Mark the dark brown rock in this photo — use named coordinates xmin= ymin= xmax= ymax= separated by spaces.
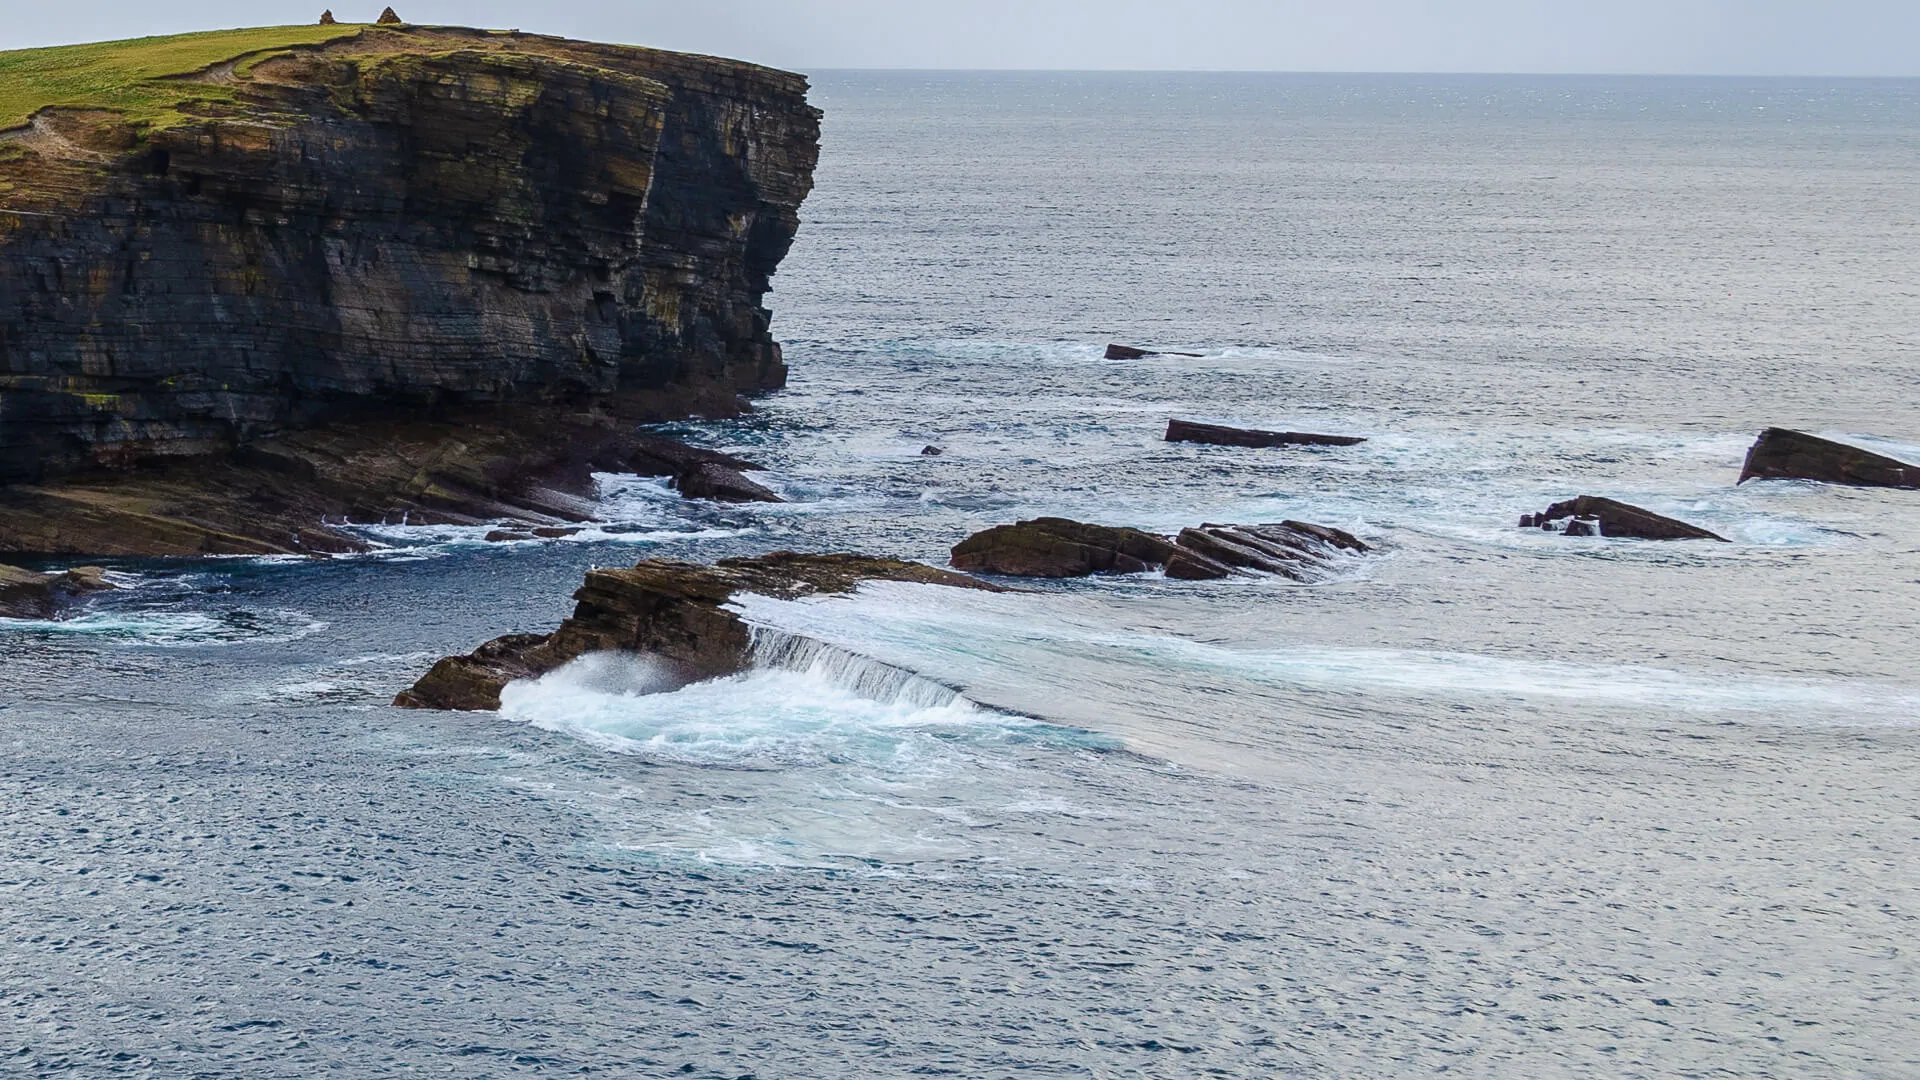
xmin=950 ymin=517 xmax=1370 ymax=582
xmin=921 ymin=445 xmax=944 ymax=456
xmin=1104 ymin=344 xmax=1201 ymax=359
xmin=377 ymin=7 xmax=402 ymax=24
xmin=0 ymin=563 xmax=115 ymax=619
xmin=674 ymin=463 xmax=783 ymax=503
xmin=396 ymin=552 xmax=1002 ymax=710
xmin=0 ymin=27 xmax=821 ymax=556
xmin=950 ymin=518 xmax=1179 ymax=577
xmin=319 ymin=10 xmax=336 ymax=24
xmin=1737 ymin=428 xmax=1920 ymax=489
xmin=1165 ymin=420 xmax=1366 ymax=449
xmin=1537 ymin=496 xmax=1728 ymax=542
xmin=484 ymin=530 xmax=534 ymax=542
xmin=530 ymin=527 xmax=581 ymax=538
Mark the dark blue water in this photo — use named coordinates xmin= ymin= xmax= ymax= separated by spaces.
xmin=4 ymin=73 xmax=1919 ymax=1077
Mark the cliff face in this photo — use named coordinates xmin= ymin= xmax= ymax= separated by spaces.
xmin=0 ymin=26 xmax=818 ymax=553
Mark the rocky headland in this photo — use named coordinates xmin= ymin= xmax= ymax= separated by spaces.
xmin=0 ymin=24 xmax=819 ymax=556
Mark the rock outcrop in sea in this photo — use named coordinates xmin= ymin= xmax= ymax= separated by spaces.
xmin=0 ymin=563 xmax=113 ymax=619
xmin=1521 ymin=496 xmax=1728 ymax=541
xmin=1165 ymin=420 xmax=1366 ymax=448
xmin=949 ymin=517 xmax=1371 ymax=581
xmin=0 ymin=25 xmax=819 ymax=556
xmin=1737 ymin=428 xmax=1920 ymax=489
xmin=396 ymin=552 xmax=1002 ymax=710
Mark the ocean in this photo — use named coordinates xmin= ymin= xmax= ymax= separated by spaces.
xmin=4 ymin=72 xmax=1918 ymax=1077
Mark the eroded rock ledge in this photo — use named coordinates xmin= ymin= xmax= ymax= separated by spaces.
xmin=949 ymin=517 xmax=1372 ymax=581
xmin=395 ymin=552 xmax=1002 ymax=711
xmin=0 ymin=26 xmax=819 ymax=555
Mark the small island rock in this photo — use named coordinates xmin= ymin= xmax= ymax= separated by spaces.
xmin=1737 ymin=428 xmax=1920 ymax=488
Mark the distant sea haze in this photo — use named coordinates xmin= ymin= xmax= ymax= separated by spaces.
xmin=4 ymin=72 xmax=1917 ymax=1077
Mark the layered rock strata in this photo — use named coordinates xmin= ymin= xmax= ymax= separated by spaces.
xmin=1521 ymin=496 xmax=1728 ymax=542
xmin=1737 ymin=428 xmax=1920 ymax=488
xmin=1165 ymin=420 xmax=1366 ymax=449
xmin=396 ymin=551 xmax=1002 ymax=711
xmin=950 ymin=517 xmax=1370 ymax=582
xmin=0 ymin=26 xmax=819 ymax=554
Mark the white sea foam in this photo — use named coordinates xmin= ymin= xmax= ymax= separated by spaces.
xmin=497 ymin=651 xmax=1007 ymax=771
xmin=0 ymin=608 xmax=328 ymax=646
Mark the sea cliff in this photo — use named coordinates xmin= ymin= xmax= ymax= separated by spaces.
xmin=0 ymin=24 xmax=818 ymax=555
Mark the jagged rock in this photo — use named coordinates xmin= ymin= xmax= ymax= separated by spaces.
xmin=674 ymin=463 xmax=783 ymax=503
xmin=1737 ymin=428 xmax=1920 ymax=489
xmin=950 ymin=518 xmax=1179 ymax=577
xmin=921 ymin=445 xmax=944 ymax=456
xmin=0 ymin=563 xmax=114 ymax=619
xmin=319 ymin=10 xmax=336 ymax=24
xmin=1534 ymin=496 xmax=1728 ymax=541
xmin=377 ymin=7 xmax=402 ymax=24
xmin=1519 ymin=514 xmax=1535 ymax=528
xmin=0 ymin=26 xmax=820 ymax=556
xmin=1104 ymin=344 xmax=1201 ymax=359
xmin=1165 ymin=420 xmax=1366 ymax=448
xmin=396 ymin=552 xmax=1002 ymax=710
xmin=950 ymin=517 xmax=1368 ymax=582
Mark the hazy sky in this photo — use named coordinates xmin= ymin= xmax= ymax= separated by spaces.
xmin=7 ymin=1 xmax=1918 ymax=75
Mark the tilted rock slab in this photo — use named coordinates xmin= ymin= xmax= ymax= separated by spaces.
xmin=950 ymin=517 xmax=1370 ymax=582
xmin=396 ymin=552 xmax=1002 ymax=711
xmin=1528 ymin=496 xmax=1728 ymax=541
xmin=0 ymin=26 xmax=819 ymax=554
xmin=1165 ymin=420 xmax=1366 ymax=448
xmin=1737 ymin=428 xmax=1920 ymax=489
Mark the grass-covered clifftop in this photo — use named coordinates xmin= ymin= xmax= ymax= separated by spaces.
xmin=0 ymin=25 xmax=374 ymax=130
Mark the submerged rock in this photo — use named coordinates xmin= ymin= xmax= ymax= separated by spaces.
xmin=0 ymin=563 xmax=114 ymax=619
xmin=921 ymin=445 xmax=944 ymax=456
xmin=1530 ymin=496 xmax=1728 ymax=541
xmin=1165 ymin=420 xmax=1366 ymax=449
xmin=1737 ymin=428 xmax=1920 ymax=488
xmin=396 ymin=552 xmax=1002 ymax=711
xmin=950 ymin=518 xmax=1369 ymax=582
xmin=0 ymin=25 xmax=820 ymax=556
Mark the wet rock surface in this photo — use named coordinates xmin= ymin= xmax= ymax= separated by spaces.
xmin=0 ymin=563 xmax=114 ymax=619
xmin=950 ymin=517 xmax=1369 ymax=582
xmin=1737 ymin=428 xmax=1920 ymax=488
xmin=1529 ymin=496 xmax=1729 ymax=541
xmin=1105 ymin=344 xmax=1201 ymax=359
xmin=0 ymin=26 xmax=820 ymax=555
xmin=396 ymin=552 xmax=1002 ymax=711
xmin=1165 ymin=419 xmax=1367 ymax=448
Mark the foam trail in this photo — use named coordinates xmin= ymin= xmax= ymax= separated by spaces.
xmin=746 ymin=626 xmax=964 ymax=710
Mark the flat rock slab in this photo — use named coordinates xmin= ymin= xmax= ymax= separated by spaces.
xmin=397 ymin=552 xmax=1001 ymax=711
xmin=1738 ymin=427 xmax=1920 ymax=488
xmin=1166 ymin=419 xmax=1366 ymax=448
xmin=1104 ymin=344 xmax=1203 ymax=359
xmin=0 ymin=563 xmax=114 ymax=619
xmin=1529 ymin=496 xmax=1728 ymax=541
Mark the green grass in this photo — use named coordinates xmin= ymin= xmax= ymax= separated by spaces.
xmin=0 ymin=24 xmax=368 ymax=131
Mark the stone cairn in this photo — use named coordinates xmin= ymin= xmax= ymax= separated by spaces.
xmin=318 ymin=9 xmax=336 ymax=24
xmin=377 ymin=6 xmax=402 ymax=23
